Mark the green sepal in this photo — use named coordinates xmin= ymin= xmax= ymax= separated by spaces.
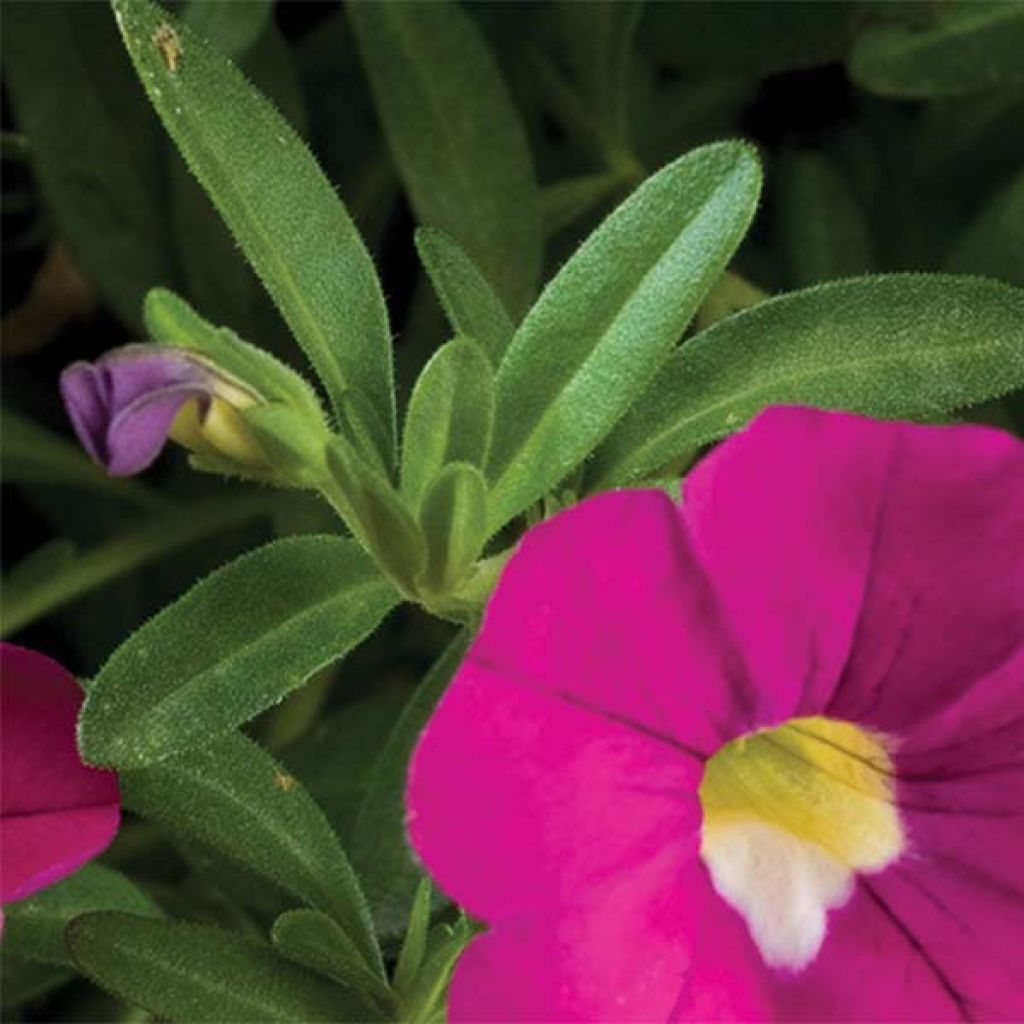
xmin=392 ymin=879 xmax=433 ymax=1002
xmin=326 ymin=437 xmax=427 ymax=596
xmin=416 ymin=463 xmax=489 ymax=604
xmin=143 ymin=287 xmax=324 ymax=421
xmin=401 ymin=336 xmax=495 ymax=510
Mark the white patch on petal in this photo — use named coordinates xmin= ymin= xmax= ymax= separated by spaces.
xmin=701 ymin=820 xmax=854 ymax=971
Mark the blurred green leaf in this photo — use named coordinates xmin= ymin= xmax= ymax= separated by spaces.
xmin=642 ymin=2 xmax=863 ymax=76
xmin=401 ymin=337 xmax=495 ymax=509
xmin=79 ymin=535 xmax=398 ymax=767
xmin=2 ymin=495 xmax=277 ymax=638
xmin=849 ymin=2 xmax=1024 ymax=98
xmin=776 ymin=149 xmax=875 ymax=287
xmin=183 ymin=0 xmax=272 ymax=61
xmin=0 ymin=954 xmax=74 ymax=1009
xmin=2 ymin=865 xmax=162 ymax=966
xmin=3 ymin=3 xmax=174 ymax=328
xmin=417 ymin=463 xmax=489 ymax=598
xmin=350 ymin=631 xmax=470 ymax=938
xmin=542 ymin=171 xmax=628 ymax=236
xmin=0 ymin=409 xmax=162 ymax=508
xmin=538 ymin=1 xmax=643 ymax=173
xmin=947 ymin=169 xmax=1024 ymax=286
xmin=486 ymin=141 xmax=761 ymax=531
xmin=112 ymin=0 xmax=395 ymax=467
xmin=68 ymin=913 xmax=362 ymax=1021
xmin=347 ymin=0 xmax=541 ymax=317
xmin=415 ymin=228 xmax=515 ymax=366
xmin=122 ymin=732 xmax=381 ymax=974
xmin=280 ymin=684 xmax=411 ymax=845
xmin=589 ymin=275 xmax=1024 ymax=487
xmin=271 ymin=909 xmax=393 ymax=1012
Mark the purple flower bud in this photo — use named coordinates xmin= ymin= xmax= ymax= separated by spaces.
xmin=59 ymin=345 xmax=262 ymax=476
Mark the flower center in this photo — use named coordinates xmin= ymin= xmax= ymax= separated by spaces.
xmin=698 ymin=716 xmax=903 ymax=970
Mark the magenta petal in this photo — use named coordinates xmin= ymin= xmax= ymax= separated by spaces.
xmin=448 ymin=855 xmax=767 ymax=1023
xmin=472 ymin=489 xmax=757 ymax=755
xmin=681 ymin=406 xmax=895 ymax=721
xmin=826 ymin=417 xmax=1023 ymax=743
xmin=407 ymin=660 xmax=701 ymax=922
xmin=60 ymin=345 xmax=215 ymax=476
xmin=1 ymin=644 xmax=119 ymax=904
xmin=765 ymin=884 xmax=964 ymax=1021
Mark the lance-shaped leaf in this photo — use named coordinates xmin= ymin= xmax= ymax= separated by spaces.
xmin=68 ymin=913 xmax=365 ymax=1022
xmin=401 ymin=336 xmax=495 ymax=508
xmin=2 ymin=865 xmax=161 ymax=966
xmin=121 ymin=731 xmax=382 ymax=975
xmin=347 ymin=0 xmax=541 ymax=317
xmin=79 ymin=535 xmax=398 ymax=767
xmin=112 ymin=0 xmax=395 ymax=466
xmin=589 ymin=275 xmax=1024 ymax=488
xmin=848 ymin=2 xmax=1024 ymax=98
xmin=272 ymin=910 xmax=394 ymax=1012
xmin=486 ymin=141 xmax=761 ymax=531
xmin=414 ymin=229 xmax=515 ymax=366
xmin=350 ymin=631 xmax=470 ymax=937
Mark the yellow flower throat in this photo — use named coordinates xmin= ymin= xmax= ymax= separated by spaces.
xmin=697 ymin=716 xmax=904 ymax=969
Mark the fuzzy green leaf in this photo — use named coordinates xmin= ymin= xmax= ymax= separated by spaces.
xmin=112 ymin=0 xmax=395 ymax=464
xmin=68 ymin=913 xmax=363 ymax=1022
xmin=122 ymin=730 xmax=382 ymax=974
xmin=417 ymin=463 xmax=489 ymax=598
xmin=347 ymin=0 xmax=541 ymax=317
xmin=350 ymin=631 xmax=470 ymax=937
xmin=401 ymin=337 xmax=495 ymax=508
xmin=79 ymin=535 xmax=398 ymax=767
xmin=848 ymin=2 xmax=1024 ymax=98
xmin=2 ymin=865 xmax=161 ymax=966
xmin=271 ymin=909 xmax=393 ymax=1011
xmin=486 ymin=141 xmax=761 ymax=530
xmin=414 ymin=228 xmax=515 ymax=366
xmin=589 ymin=275 xmax=1024 ymax=488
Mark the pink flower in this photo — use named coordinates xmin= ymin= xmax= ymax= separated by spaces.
xmin=1 ymin=644 xmax=120 ymax=914
xmin=406 ymin=407 xmax=1023 ymax=1021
